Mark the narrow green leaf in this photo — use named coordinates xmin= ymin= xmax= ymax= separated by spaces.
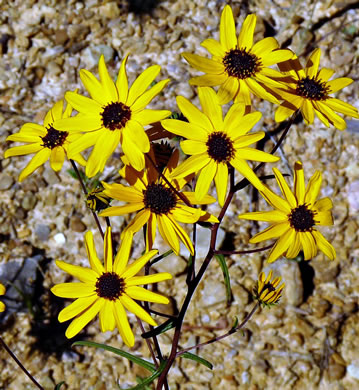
xmin=117 ymin=361 xmax=167 ymax=390
xmin=72 ymin=341 xmax=156 ymax=373
xmin=150 ymin=249 xmax=173 ymax=266
xmin=181 ymin=352 xmax=213 ymax=370
xmin=215 ymin=254 xmax=232 ymax=303
xmin=141 ymin=318 xmax=176 ymax=339
xmin=55 ymin=382 xmax=65 ymax=389
xmin=231 ymin=316 xmax=239 ymax=330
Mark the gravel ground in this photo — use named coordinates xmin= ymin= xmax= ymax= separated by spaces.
xmin=0 ymin=0 xmax=359 ymax=389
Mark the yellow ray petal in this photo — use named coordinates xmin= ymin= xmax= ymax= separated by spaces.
xmin=55 ymin=260 xmax=99 ymax=283
xmin=146 ymin=214 xmax=157 ymax=252
xmin=121 ymin=250 xmax=158 ymax=279
xmin=157 ymin=215 xmax=180 ymax=254
xmin=217 ymin=76 xmax=239 ymax=105
xmin=64 ymin=91 xmax=102 ymax=115
xmin=220 ymin=5 xmax=237 ymax=50
xmin=327 ymin=77 xmax=353 ymax=93
xmin=249 ymin=222 xmax=290 ymax=243
xmin=238 ymin=14 xmax=256 ymax=49
xmin=5 ymin=143 xmax=43 ymax=158
xmin=304 ymin=170 xmax=322 ymax=206
xmin=55 ymin=115 xmax=103 ymax=132
xmin=286 ymin=231 xmax=301 ymax=259
xmin=84 ymin=231 xmax=105 ymax=275
xmin=301 ymin=99 xmax=315 ymax=124
xmin=121 ymin=133 xmax=145 ymax=171
xmin=201 ymin=38 xmax=226 ymax=57
xmin=198 ymin=87 xmax=223 ymax=131
xmin=65 ymin=298 xmax=104 ymax=338
xmin=133 ymin=109 xmax=171 ymax=126
xmin=246 ymin=78 xmax=279 ymax=104
xmin=251 ymin=37 xmax=279 ymax=56
xmin=236 ymin=147 xmax=279 ymax=163
xmin=98 ymin=55 xmax=118 ymax=102
xmin=114 ymin=231 xmax=133 ymax=275
xmin=182 ymin=53 xmax=225 ymax=74
xmin=104 ymin=227 xmax=113 ymax=272
xmin=120 ymin=294 xmax=156 ymax=326
xmin=58 ymin=295 xmax=98 ymax=322
xmin=171 ymin=154 xmax=209 ymax=179
xmin=313 ymin=197 xmax=333 ymax=212
xmin=171 ymin=204 xmax=202 ymax=223
xmin=123 ymin=120 xmax=149 ymax=153
xmin=324 ymin=98 xmax=359 ymax=118
xmin=50 ymin=146 xmax=66 ymax=171
xmin=6 ymin=133 xmax=41 ymax=143
xmin=195 ymin=159 xmax=217 ymax=201
xmin=99 ymin=300 xmax=116 ymax=332
xmin=238 ymin=210 xmax=288 ymax=223
xmin=293 ymin=161 xmax=305 ymax=204
xmin=214 ymin=162 xmax=228 ymax=207
xmin=161 ymin=119 xmax=209 ymax=141
xmin=306 ymin=48 xmax=321 ymax=78
xmin=227 ymin=110 xmax=262 ymax=138
xmin=312 ymin=230 xmax=336 ymax=260
xmin=80 ymin=69 xmax=110 ymax=105
xmin=315 ymin=211 xmax=333 ymax=226
xmin=230 ymin=157 xmax=265 ymax=191
xmin=116 ymin=54 xmax=129 ymax=103
xmin=123 ymin=209 xmax=151 ymax=234
xmin=127 ymin=65 xmax=161 ymax=106
xmin=176 ymin=95 xmax=212 ymax=131
xmin=126 ymin=273 xmax=172 ymax=287
xmin=313 ymin=101 xmax=347 ymax=130
xmin=180 ymin=139 xmax=208 ymax=155
xmin=300 ymin=231 xmax=317 ymax=260
xmin=67 ymin=131 xmax=100 ymax=157
xmin=260 ymin=49 xmax=293 ymax=67
xmin=131 ymin=79 xmax=169 ymax=112
xmin=317 ymin=68 xmax=335 ymax=82
xmin=51 ymin=283 xmax=96 ymax=298
xmin=19 ymin=148 xmax=52 ymax=182
xmin=113 ymin=300 xmax=134 ymax=347
xmin=267 ymin=227 xmax=295 ymax=263
xmin=167 ymin=214 xmax=194 ymax=255
xmin=260 ymin=187 xmax=291 ymax=213
xmin=223 ymin=102 xmax=245 ymax=130
xmin=273 ymin=167 xmax=297 ymax=208
xmin=126 ymin=286 xmax=170 ymax=305
xmin=233 ymin=132 xmax=265 ymax=149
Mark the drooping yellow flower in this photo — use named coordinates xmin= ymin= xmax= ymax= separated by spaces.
xmin=161 ymin=87 xmax=279 ymax=206
xmin=238 ymin=161 xmax=336 ymax=263
xmin=86 ymin=186 xmax=111 ymax=213
xmin=253 ymin=271 xmax=284 ymax=306
xmin=182 ymin=5 xmax=293 ymax=105
xmin=275 ymin=48 xmax=359 ymax=130
xmin=0 ymin=283 xmax=6 ymax=312
xmin=54 ymin=55 xmax=170 ymax=177
xmin=4 ymin=97 xmax=86 ymax=182
xmin=99 ymin=148 xmax=218 ymax=255
xmin=51 ymin=227 xmax=172 ymax=346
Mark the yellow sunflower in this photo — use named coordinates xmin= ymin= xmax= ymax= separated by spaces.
xmin=0 ymin=283 xmax=6 ymax=312
xmin=275 ymin=48 xmax=359 ymax=130
xmin=253 ymin=271 xmax=284 ymax=307
xmin=54 ymin=55 xmax=170 ymax=177
xmin=4 ymin=97 xmax=86 ymax=182
xmin=238 ymin=161 xmax=336 ymax=263
xmin=99 ymin=148 xmax=218 ymax=255
xmin=51 ymin=227 xmax=172 ymax=346
xmin=161 ymin=87 xmax=279 ymax=206
xmin=182 ymin=5 xmax=293 ymax=105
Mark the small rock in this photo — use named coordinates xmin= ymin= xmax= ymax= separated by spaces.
xmin=81 ymin=45 xmax=115 ymax=69
xmin=347 ymin=364 xmax=359 ymax=380
xmin=0 ymin=174 xmax=14 ymax=190
xmin=70 ymin=217 xmax=87 ymax=232
xmin=327 ymin=363 xmax=346 ymax=380
xmin=21 ymin=193 xmax=37 ymax=210
xmin=35 ymin=224 xmax=51 ymax=241
xmin=54 ymin=233 xmax=66 ymax=245
xmin=55 ymin=29 xmax=68 ymax=45
xmin=43 ymin=167 xmax=60 ymax=185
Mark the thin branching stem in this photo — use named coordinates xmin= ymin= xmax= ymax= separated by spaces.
xmin=70 ymin=159 xmax=104 ymax=239
xmin=176 ymin=303 xmax=259 ymax=356
xmin=0 ymin=336 xmax=44 ymax=390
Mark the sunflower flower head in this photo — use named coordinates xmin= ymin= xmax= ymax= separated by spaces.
xmin=4 ymin=96 xmax=86 ymax=182
xmin=253 ymin=271 xmax=284 ymax=307
xmin=86 ymin=185 xmax=112 ymax=212
xmin=182 ymin=5 xmax=293 ymax=106
xmin=238 ymin=161 xmax=336 ymax=263
xmin=99 ymin=148 xmax=218 ymax=255
xmin=0 ymin=283 xmax=6 ymax=312
xmin=51 ymin=227 xmax=172 ymax=347
xmin=54 ymin=54 xmax=171 ymax=177
xmin=161 ymin=87 xmax=279 ymax=206
xmin=275 ymin=48 xmax=359 ymax=130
